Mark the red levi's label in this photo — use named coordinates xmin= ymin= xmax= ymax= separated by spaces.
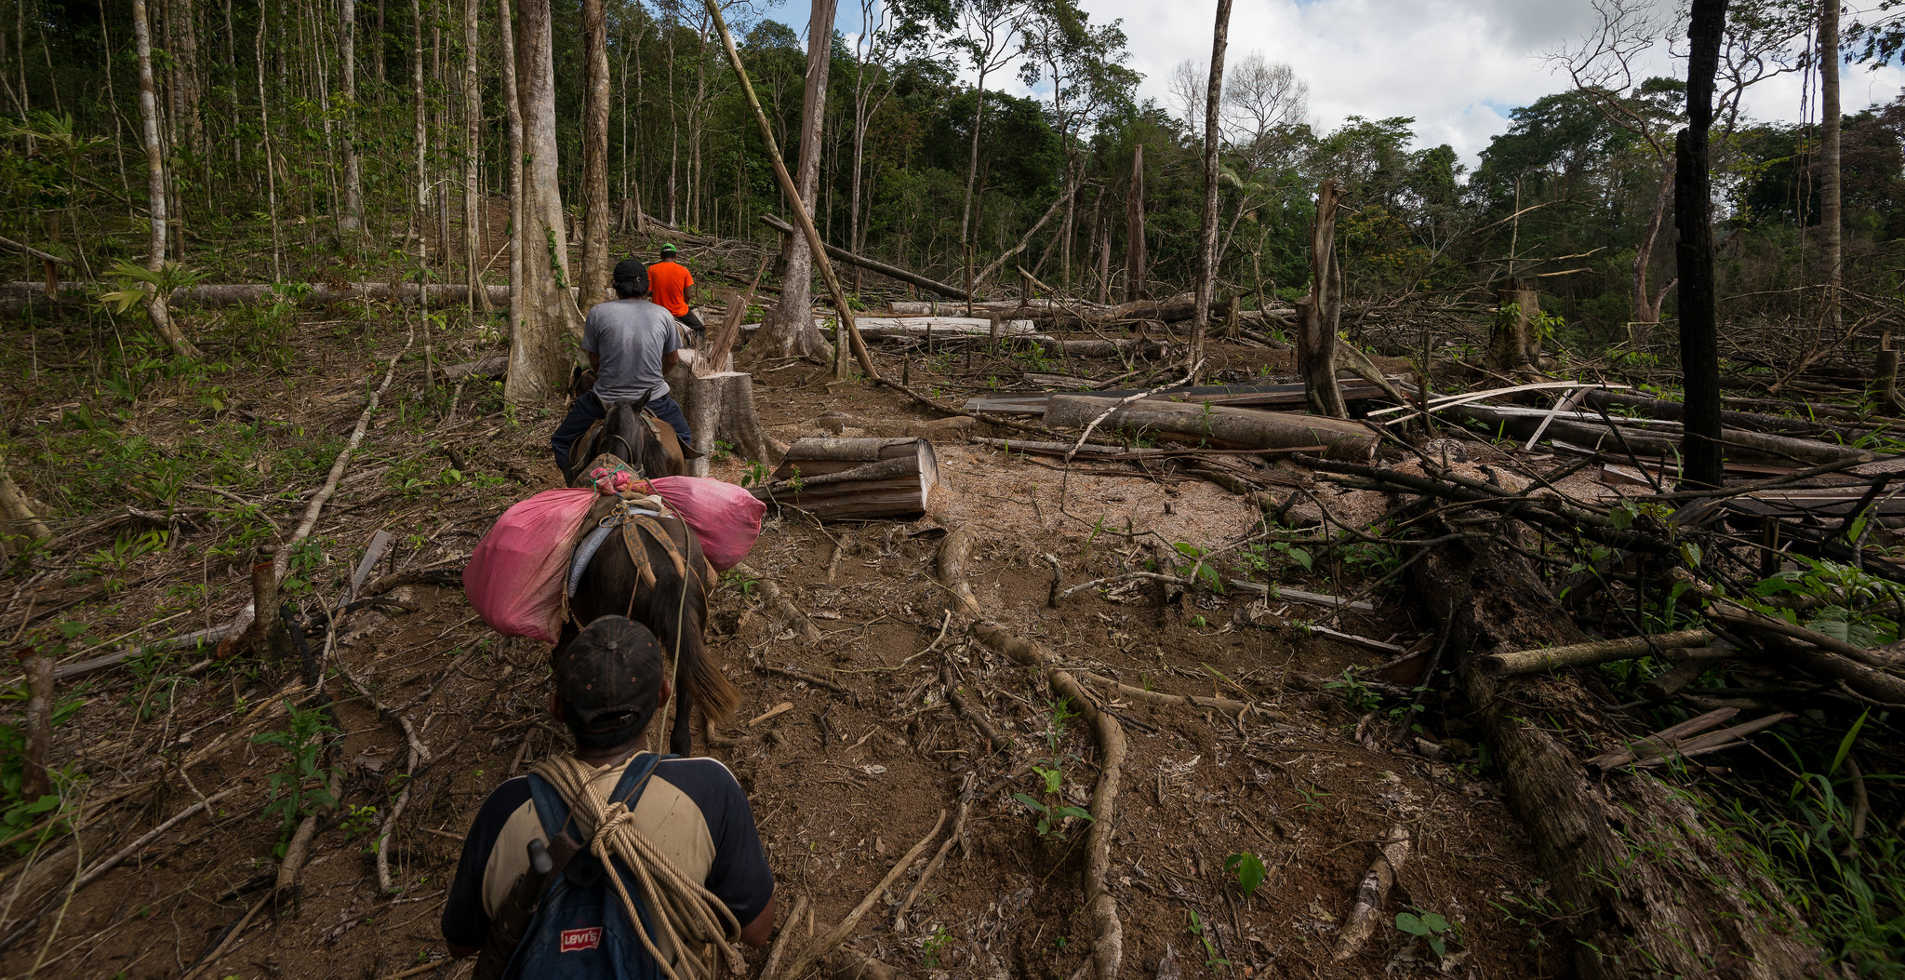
xmin=560 ymin=927 xmax=603 ymax=953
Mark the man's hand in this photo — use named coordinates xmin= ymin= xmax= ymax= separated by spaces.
xmin=739 ymin=892 xmax=779 ymax=948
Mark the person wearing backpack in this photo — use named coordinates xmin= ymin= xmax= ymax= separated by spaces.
xmin=441 ymin=615 xmax=777 ymax=977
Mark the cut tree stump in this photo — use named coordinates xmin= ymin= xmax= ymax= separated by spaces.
xmin=682 ymin=370 xmax=778 ymax=475
xmin=752 ymin=437 xmax=939 ymax=520
xmin=1412 ymin=531 xmax=1825 ymax=978
xmin=1045 ymin=395 xmax=1376 ymax=460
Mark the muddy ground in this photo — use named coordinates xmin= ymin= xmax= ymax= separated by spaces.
xmin=0 ymin=301 xmax=1564 ymax=978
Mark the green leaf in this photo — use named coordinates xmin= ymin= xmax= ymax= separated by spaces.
xmin=1011 ymin=792 xmax=1048 ymax=816
xmin=1054 ymin=805 xmax=1095 ymax=823
xmin=1396 ymin=912 xmax=1429 ymax=936
xmin=1225 ymin=852 xmax=1266 ymax=897
xmin=1829 ymin=709 xmax=1870 ymax=776
xmin=1420 ymin=912 xmax=1449 ymax=932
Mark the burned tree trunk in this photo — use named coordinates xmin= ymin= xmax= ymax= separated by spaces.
xmin=1413 ymin=532 xmax=1824 ymax=979
xmin=1675 ymin=0 xmax=1726 ymax=488
xmin=1295 ymin=180 xmax=1345 ymax=417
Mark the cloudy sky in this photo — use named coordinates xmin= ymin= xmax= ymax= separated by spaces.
xmin=807 ymin=0 xmax=1905 ymax=168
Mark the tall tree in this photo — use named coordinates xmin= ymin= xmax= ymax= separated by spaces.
xmin=131 ymin=0 xmax=199 ymax=358
xmin=762 ymin=0 xmax=837 ymax=360
xmin=955 ymin=0 xmax=1025 ymax=291
xmin=1820 ymin=0 xmax=1842 ymax=335
xmin=1124 ymin=142 xmax=1144 ymax=301
xmin=463 ymin=0 xmax=484 ymax=309
xmin=412 ymin=0 xmax=430 ymax=218
xmin=582 ymin=0 xmax=612 ymax=302
xmin=340 ymin=0 xmax=366 ymax=235
xmin=503 ymin=0 xmax=581 ymax=405
xmin=499 ymin=0 xmax=525 ymax=339
xmin=1678 ymin=0 xmax=1728 ymax=488
xmin=1192 ymin=0 xmax=1233 ymax=370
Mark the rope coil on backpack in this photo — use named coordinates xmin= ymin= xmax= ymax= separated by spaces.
xmin=530 ymin=755 xmax=744 ymax=980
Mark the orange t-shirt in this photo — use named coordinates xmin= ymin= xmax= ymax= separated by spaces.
xmin=648 ymin=260 xmax=694 ymax=316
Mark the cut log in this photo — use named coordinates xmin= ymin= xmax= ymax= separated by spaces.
xmin=760 ymin=214 xmax=968 ymax=299
xmin=965 ymin=379 xmax=1388 ymax=417
xmin=1477 ymin=629 xmax=1715 ymax=676
xmin=846 ymin=316 xmax=1038 ymax=339
xmin=0 ymin=466 xmax=52 ymax=542
xmin=1045 ymin=395 xmax=1376 ymax=461
xmin=755 ymin=438 xmax=939 ymax=520
xmin=681 ymin=370 xmax=779 ymax=475
xmin=1413 ymin=531 xmax=1825 ymax=978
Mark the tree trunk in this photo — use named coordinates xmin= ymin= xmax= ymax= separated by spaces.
xmin=412 ymin=0 xmax=429 ymax=220
xmin=0 ymin=464 xmax=52 ymax=542
xmin=1819 ymin=0 xmax=1841 ymax=338
xmin=959 ymin=65 xmax=989 ymax=295
xmin=1046 ymin=395 xmax=1375 ymax=460
xmin=762 ymin=0 xmax=837 ymax=361
xmin=581 ymin=0 xmax=611 ymax=306
xmin=1490 ymin=283 xmax=1541 ymax=375
xmin=256 ymin=3 xmax=283 ymax=280
xmin=1412 ymin=531 xmax=1826 ymax=979
xmin=1676 ymin=0 xmax=1726 ymax=489
xmin=1124 ymin=144 xmax=1145 ymax=302
xmin=1295 ymin=180 xmax=1344 ymax=417
xmin=131 ymin=0 xmax=199 ymax=359
xmin=502 ymin=0 xmax=580 ymax=405
xmin=462 ymin=0 xmax=484 ymax=311
xmin=1193 ymin=0 xmax=1233 ymax=374
xmin=339 ymin=0 xmax=366 ymax=235
xmin=498 ymin=0 xmax=524 ymax=341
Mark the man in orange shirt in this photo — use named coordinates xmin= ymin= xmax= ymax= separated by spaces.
xmin=647 ymin=243 xmax=702 ymax=342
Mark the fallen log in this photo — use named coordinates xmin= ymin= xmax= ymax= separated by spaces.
xmin=1583 ymin=389 xmax=1853 ymax=442
xmin=848 ymin=315 xmax=1038 ymax=338
xmin=442 ymin=354 xmax=508 ymax=379
xmin=1045 ymin=395 xmax=1376 ymax=461
xmin=1476 ymin=628 xmax=1714 ymax=676
xmin=753 ymin=438 xmax=939 ymax=520
xmin=2 ymin=280 xmax=512 ymax=308
xmin=1446 ymin=402 xmax=1869 ymax=466
xmin=760 ymin=214 xmax=968 ymax=299
xmin=1413 ymin=532 xmax=1825 ymax=978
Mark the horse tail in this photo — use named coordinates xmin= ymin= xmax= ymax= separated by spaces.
xmin=683 ymin=630 xmax=740 ymax=728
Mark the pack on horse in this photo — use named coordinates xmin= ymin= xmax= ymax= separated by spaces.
xmin=558 ymin=397 xmax=734 ymax=755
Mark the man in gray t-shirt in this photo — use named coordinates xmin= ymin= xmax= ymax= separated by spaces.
xmin=550 ymin=259 xmax=694 ymax=470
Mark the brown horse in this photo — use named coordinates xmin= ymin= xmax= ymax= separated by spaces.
xmin=561 ymin=395 xmax=685 ymax=488
xmin=559 ymin=397 xmax=727 ymax=755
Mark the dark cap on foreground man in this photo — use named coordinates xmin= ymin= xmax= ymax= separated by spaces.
xmin=441 ymin=615 xmax=777 ymax=974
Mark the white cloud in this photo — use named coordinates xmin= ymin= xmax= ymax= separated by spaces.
xmin=1074 ymin=0 xmax=1903 ymax=166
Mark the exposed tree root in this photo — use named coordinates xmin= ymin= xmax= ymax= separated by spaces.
xmin=1330 ymin=823 xmax=1411 ymax=962
xmin=972 ymin=621 xmax=1126 ymax=980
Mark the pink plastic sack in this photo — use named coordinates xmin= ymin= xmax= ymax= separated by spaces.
xmin=464 ymin=488 xmax=597 ymax=643
xmin=635 ymin=476 xmax=765 ymax=571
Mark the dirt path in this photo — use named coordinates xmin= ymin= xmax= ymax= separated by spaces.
xmin=0 ymin=313 xmax=1559 ymax=978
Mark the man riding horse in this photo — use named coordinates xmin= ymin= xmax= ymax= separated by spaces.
xmin=550 ymin=258 xmax=694 ymax=473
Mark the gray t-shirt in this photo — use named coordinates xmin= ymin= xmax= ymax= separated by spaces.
xmin=583 ymin=298 xmax=681 ymax=402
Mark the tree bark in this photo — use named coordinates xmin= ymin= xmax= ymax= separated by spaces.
xmin=1193 ymin=0 xmax=1233 ymax=374
xmin=1819 ymin=0 xmax=1841 ymax=338
xmin=503 ymin=0 xmax=581 ymax=405
xmin=339 ymin=0 xmax=366 ymax=235
xmin=1676 ymin=0 xmax=1727 ymax=489
xmin=462 ymin=0 xmax=484 ymax=311
xmin=581 ymin=0 xmax=612 ymax=305
xmin=1295 ymin=180 xmax=1344 ymax=417
xmin=763 ymin=0 xmax=838 ymax=362
xmin=131 ymin=0 xmax=199 ymax=359
xmin=498 ymin=0 xmax=525 ymax=342
xmin=1124 ymin=144 xmax=1145 ymax=302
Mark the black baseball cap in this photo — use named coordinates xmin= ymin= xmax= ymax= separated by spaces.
xmin=613 ymin=258 xmax=649 ymax=291
xmin=555 ymin=615 xmax=663 ymax=745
